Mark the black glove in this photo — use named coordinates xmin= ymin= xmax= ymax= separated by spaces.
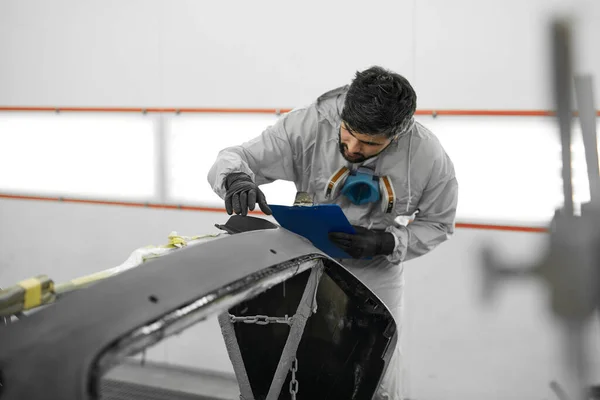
xmin=328 ymin=225 xmax=396 ymax=259
xmin=224 ymin=172 xmax=272 ymax=216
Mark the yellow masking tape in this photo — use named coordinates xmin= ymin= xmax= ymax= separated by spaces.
xmin=17 ymin=278 xmax=43 ymax=310
xmin=70 ymin=271 xmax=113 ymax=287
xmin=168 ymin=235 xmax=187 ymax=248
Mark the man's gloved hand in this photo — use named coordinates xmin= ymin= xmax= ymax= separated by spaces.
xmin=224 ymin=172 xmax=272 ymax=216
xmin=328 ymin=225 xmax=396 ymax=259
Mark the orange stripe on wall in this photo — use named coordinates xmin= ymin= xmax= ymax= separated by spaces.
xmin=455 ymin=222 xmax=548 ymax=233
xmin=0 ymin=106 xmax=293 ymax=114
xmin=0 ymin=193 xmax=234 ymax=213
xmin=415 ymin=110 xmax=558 ymax=117
xmin=0 ymin=193 xmax=549 ymax=233
xmin=0 ymin=106 xmax=598 ymax=117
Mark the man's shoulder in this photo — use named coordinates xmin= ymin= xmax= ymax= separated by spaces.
xmin=410 ymin=121 xmax=450 ymax=158
xmin=280 ymin=86 xmax=347 ymax=135
xmin=316 ymin=85 xmax=349 ymax=106
xmin=280 ymin=104 xmax=319 ymax=132
xmin=397 ymin=121 xmax=455 ymax=179
xmin=411 ymin=121 xmax=441 ymax=143
xmin=280 ymin=85 xmax=347 ymax=123
xmin=411 ymin=121 xmax=456 ymax=181
xmin=315 ymin=85 xmax=348 ymax=125
xmin=274 ymin=103 xmax=322 ymax=150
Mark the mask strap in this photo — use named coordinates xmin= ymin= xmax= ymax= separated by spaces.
xmin=372 ymin=142 xmax=395 ymax=213
xmin=380 ymin=176 xmax=396 ymax=213
xmin=325 ymin=166 xmax=350 ymax=199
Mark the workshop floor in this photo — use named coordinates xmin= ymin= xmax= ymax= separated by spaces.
xmin=100 ymin=360 xmax=239 ymax=400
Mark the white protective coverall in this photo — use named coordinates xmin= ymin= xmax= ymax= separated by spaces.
xmin=207 ymin=86 xmax=458 ymax=399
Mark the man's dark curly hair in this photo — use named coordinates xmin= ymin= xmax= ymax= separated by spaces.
xmin=341 ymin=66 xmax=417 ymax=138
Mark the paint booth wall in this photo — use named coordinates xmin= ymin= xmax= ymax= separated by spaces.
xmin=2 ymin=198 xmax=600 ymax=400
xmin=0 ymin=0 xmax=598 ymax=110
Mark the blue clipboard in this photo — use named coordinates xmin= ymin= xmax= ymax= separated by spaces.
xmin=268 ymin=204 xmax=356 ymax=259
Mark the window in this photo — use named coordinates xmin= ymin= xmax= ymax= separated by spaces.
xmin=166 ymin=113 xmax=297 ymax=207
xmin=417 ymin=115 xmax=598 ymax=224
xmin=0 ymin=112 xmax=156 ymax=200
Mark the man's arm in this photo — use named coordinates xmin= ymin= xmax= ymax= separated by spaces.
xmin=207 ymin=110 xmax=304 ymax=200
xmin=386 ymin=149 xmax=459 ymax=263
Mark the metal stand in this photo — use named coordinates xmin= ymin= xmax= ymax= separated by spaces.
xmin=481 ymin=19 xmax=600 ymax=400
xmin=219 ymin=264 xmax=324 ymax=400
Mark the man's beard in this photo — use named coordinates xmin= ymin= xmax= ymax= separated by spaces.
xmin=337 ymin=132 xmax=392 ymax=164
xmin=338 ymin=140 xmax=368 ymax=163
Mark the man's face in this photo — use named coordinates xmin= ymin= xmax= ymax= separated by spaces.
xmin=338 ymin=121 xmax=394 ymax=163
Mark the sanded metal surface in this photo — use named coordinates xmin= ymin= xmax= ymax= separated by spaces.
xmin=0 ymin=228 xmax=326 ymax=400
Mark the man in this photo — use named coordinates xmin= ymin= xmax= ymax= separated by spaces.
xmin=207 ymin=66 xmax=458 ymax=399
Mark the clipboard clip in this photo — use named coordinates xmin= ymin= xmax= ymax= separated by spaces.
xmin=293 ymin=192 xmax=314 ymax=207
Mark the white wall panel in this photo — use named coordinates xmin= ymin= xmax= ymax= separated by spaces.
xmin=2 ymin=0 xmax=597 ymax=110
xmin=0 ymin=0 xmax=161 ymax=107
xmin=413 ymin=0 xmax=599 ymax=110
xmin=160 ymin=0 xmax=415 ymax=108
